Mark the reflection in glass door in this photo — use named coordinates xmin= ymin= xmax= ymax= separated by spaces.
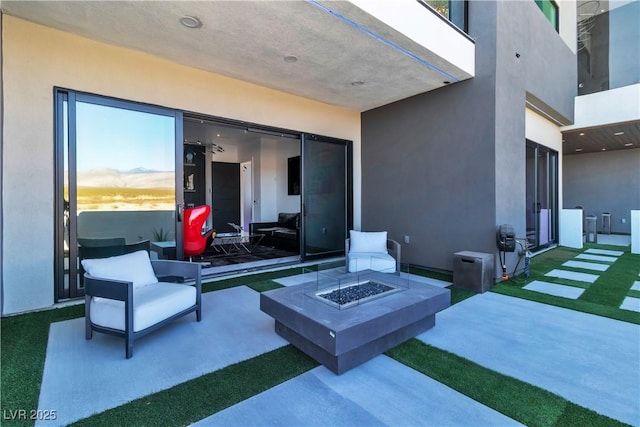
xmin=55 ymin=91 xmax=181 ymax=301
xmin=525 ymin=140 xmax=558 ymax=251
xmin=302 ymin=134 xmax=352 ymax=260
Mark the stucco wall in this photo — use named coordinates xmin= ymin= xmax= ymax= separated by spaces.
xmin=564 ymin=149 xmax=640 ymax=234
xmin=1 ymin=15 xmax=360 ymax=314
xmin=361 ymin=1 xmax=575 ymax=274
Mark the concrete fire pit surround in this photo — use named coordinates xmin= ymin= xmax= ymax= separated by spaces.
xmin=260 ymin=271 xmax=451 ymax=375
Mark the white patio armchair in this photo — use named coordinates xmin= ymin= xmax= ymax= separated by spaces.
xmin=82 ymin=250 xmax=202 ymax=358
xmin=345 ymin=230 xmax=401 ymax=273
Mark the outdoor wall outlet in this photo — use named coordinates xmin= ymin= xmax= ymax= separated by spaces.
xmin=404 ymin=235 xmax=410 ymax=244
xmin=621 ymin=218 xmax=626 ymax=224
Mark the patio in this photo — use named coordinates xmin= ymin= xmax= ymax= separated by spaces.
xmin=2 ymin=240 xmax=639 ymax=426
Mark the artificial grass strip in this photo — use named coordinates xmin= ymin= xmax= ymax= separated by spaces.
xmin=579 ymin=251 xmax=640 ymax=307
xmin=1 ymin=304 xmax=85 ymax=426
xmin=447 ymin=286 xmax=476 ymax=305
xmin=492 ymin=282 xmax=640 ymax=324
xmin=246 ymin=279 xmax=284 ymax=293
xmin=405 ymin=265 xmax=476 ymax=305
xmin=201 ymin=267 xmax=304 ymax=293
xmin=491 ymin=245 xmax=640 ymax=324
xmin=529 ymin=247 xmax=584 ymax=276
xmin=70 ymin=345 xmax=318 ymax=427
xmin=405 ymin=264 xmax=453 ymax=283
xmin=386 ymin=339 xmax=628 ymax=427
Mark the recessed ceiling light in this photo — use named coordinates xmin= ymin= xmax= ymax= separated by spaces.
xmin=601 ymin=148 xmax=606 ymax=151
xmin=180 ymin=16 xmax=202 ymax=29
xmin=614 ymin=131 xmax=625 ymax=136
xmin=284 ymin=55 xmax=298 ymax=63
xmin=351 ymin=81 xmax=365 ymax=86
xmin=625 ymin=143 xmax=633 ymax=147
xmin=575 ymin=148 xmax=583 ymax=152
xmin=579 ymin=132 xmax=585 ymax=136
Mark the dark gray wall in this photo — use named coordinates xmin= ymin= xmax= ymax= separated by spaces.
xmin=564 ymin=149 xmax=640 ymax=234
xmin=517 ymin=3 xmax=576 ymax=122
xmin=361 ymin=1 xmax=576 ymax=274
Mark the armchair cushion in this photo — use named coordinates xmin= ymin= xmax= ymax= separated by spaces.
xmin=81 ymin=250 xmax=158 ymax=290
xmin=349 ymin=230 xmax=388 ymax=254
xmin=90 ymin=282 xmax=197 ymax=332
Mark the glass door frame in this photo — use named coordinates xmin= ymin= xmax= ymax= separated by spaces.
xmin=300 ymin=133 xmax=353 ymax=261
xmin=525 ymin=139 xmax=558 ymax=252
xmin=54 ymin=88 xmax=184 ymax=302
xmin=180 ymin=111 xmax=354 ymax=263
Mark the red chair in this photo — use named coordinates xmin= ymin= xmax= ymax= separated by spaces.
xmin=183 ymin=205 xmax=214 ymax=260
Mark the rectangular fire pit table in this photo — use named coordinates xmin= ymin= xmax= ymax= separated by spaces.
xmin=260 ymin=270 xmax=450 ymax=374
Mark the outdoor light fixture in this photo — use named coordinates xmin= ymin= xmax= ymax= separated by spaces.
xmin=180 ymin=16 xmax=202 ymax=29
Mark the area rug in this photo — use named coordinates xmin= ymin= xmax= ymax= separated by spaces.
xmin=196 ymin=245 xmax=298 ymax=267
xmin=36 ymin=286 xmax=287 ymax=426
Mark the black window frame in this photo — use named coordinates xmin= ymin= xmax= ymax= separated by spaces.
xmin=535 ymin=0 xmax=559 ymax=32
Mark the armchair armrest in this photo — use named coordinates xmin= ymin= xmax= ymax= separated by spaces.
xmin=151 ymin=259 xmax=202 ymax=289
xmin=84 ymin=274 xmax=133 ymax=301
xmin=84 ymin=274 xmax=134 ymax=341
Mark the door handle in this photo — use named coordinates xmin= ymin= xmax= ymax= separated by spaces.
xmin=176 ymin=203 xmax=183 ymax=222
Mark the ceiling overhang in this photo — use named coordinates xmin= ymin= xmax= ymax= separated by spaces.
xmin=562 ymin=120 xmax=640 ymax=155
xmin=1 ymin=0 xmax=475 ymax=112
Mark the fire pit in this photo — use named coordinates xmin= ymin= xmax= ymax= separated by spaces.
xmin=260 ymin=269 xmax=450 ymax=374
xmin=312 ymin=280 xmax=402 ymax=308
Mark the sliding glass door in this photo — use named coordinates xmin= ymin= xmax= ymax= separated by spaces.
xmin=525 ymin=140 xmax=558 ymax=251
xmin=55 ymin=90 xmax=182 ymax=301
xmin=302 ymin=134 xmax=352 ymax=260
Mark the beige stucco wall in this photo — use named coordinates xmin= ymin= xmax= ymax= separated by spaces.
xmin=1 ymin=15 xmax=361 ymax=314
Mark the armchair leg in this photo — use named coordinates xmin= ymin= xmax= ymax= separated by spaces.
xmin=125 ymin=331 xmax=133 ymax=359
xmin=85 ymin=295 xmax=93 ymax=340
xmin=196 ymin=306 xmax=202 ymax=322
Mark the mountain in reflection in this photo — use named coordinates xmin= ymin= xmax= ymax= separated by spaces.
xmin=77 ymin=168 xmax=174 ymax=189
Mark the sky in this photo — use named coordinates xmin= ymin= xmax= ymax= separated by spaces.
xmin=76 ymin=101 xmax=176 ymax=172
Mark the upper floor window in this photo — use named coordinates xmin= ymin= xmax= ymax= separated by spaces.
xmin=421 ymin=0 xmax=468 ymax=33
xmin=535 ymin=0 xmax=559 ymax=32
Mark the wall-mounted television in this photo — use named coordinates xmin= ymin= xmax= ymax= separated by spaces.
xmin=288 ymin=156 xmax=300 ymax=195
